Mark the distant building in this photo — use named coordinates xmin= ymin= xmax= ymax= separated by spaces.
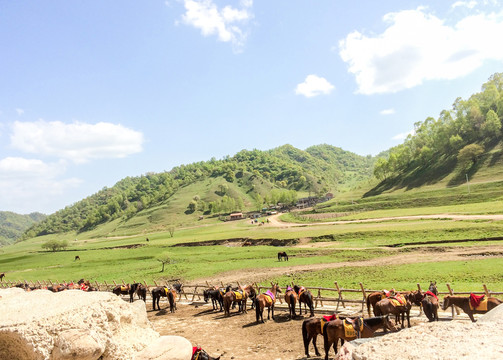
xmin=296 ymin=196 xmax=319 ymax=209
xmin=229 ymin=212 xmax=243 ymax=220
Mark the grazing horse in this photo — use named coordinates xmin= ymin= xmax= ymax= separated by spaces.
xmin=278 ymin=252 xmax=288 ymax=261
xmin=0 ymin=273 xmax=5 ymax=281
xmin=223 ymin=287 xmax=248 ymax=316
xmin=74 ymin=255 xmax=80 ymax=261
xmin=152 ymin=286 xmax=177 ymax=312
xmin=374 ymin=294 xmax=412 ymax=328
xmin=255 ymin=283 xmax=282 ymax=323
xmin=322 ymin=316 xmax=396 ymax=360
xmin=302 ymin=314 xmax=340 ymax=357
xmin=284 ymin=286 xmax=298 ymax=319
xmin=204 ymin=288 xmax=223 ymax=311
xmin=192 ymin=347 xmax=221 ymax=360
xmin=442 ymin=295 xmax=503 ymax=322
xmin=293 ymin=284 xmax=315 ymax=317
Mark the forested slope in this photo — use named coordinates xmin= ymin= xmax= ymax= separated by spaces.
xmin=0 ymin=212 xmax=46 ymax=246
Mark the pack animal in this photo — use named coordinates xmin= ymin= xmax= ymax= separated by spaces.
xmin=442 ymin=295 xmax=503 ymax=322
xmin=255 ymin=283 xmax=282 ymax=323
xmin=293 ymin=284 xmax=315 ymax=317
xmin=152 ymin=286 xmax=178 ymax=312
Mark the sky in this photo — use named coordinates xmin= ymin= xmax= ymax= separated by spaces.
xmin=1 ymin=0 xmax=503 ymax=214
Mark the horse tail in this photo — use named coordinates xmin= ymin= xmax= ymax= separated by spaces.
xmin=322 ymin=321 xmax=329 ymax=353
xmin=302 ymin=319 xmax=309 ymax=351
xmin=255 ymin=297 xmax=261 ymax=322
xmin=307 ymin=292 xmax=315 ymax=315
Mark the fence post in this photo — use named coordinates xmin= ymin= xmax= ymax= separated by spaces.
xmin=334 ymin=281 xmax=345 ymax=311
xmin=417 ymin=283 xmax=423 ymax=315
xmin=483 ymin=284 xmax=490 ymax=297
xmin=316 ymin=288 xmax=323 ymax=308
xmin=360 ymin=283 xmax=367 ymax=317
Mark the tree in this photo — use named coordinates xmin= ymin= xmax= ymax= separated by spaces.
xmin=457 ymin=144 xmax=484 ymax=168
xmin=157 ymin=254 xmax=174 ymax=272
xmin=41 ymin=239 xmax=69 ymax=252
xmin=482 ymin=109 xmax=501 ymax=139
xmin=168 ymin=226 xmax=175 ymax=237
xmin=187 ymin=200 xmax=197 ymax=212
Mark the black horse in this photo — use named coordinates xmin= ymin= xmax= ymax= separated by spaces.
xmin=192 ymin=347 xmax=221 ymax=360
xmin=294 ymin=284 xmax=315 ymax=316
xmin=152 ymin=286 xmax=178 ymax=312
xmin=204 ymin=288 xmax=224 ymax=311
xmin=112 ymin=283 xmax=141 ymax=303
xmin=278 ymin=251 xmax=289 ymax=261
xmin=136 ymin=283 xmax=147 ymax=302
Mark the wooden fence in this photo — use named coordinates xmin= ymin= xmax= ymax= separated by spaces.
xmin=2 ymin=279 xmax=501 ymax=319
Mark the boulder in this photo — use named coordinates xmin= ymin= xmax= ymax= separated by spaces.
xmin=135 ymin=335 xmax=193 ymax=360
xmin=0 ymin=288 xmax=159 ymax=360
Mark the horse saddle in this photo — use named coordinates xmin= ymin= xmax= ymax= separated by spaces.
xmin=343 ymin=318 xmax=363 ymax=338
xmin=233 ymin=290 xmax=244 ymax=300
xmin=469 ymin=294 xmax=488 ymax=311
xmin=390 ymin=294 xmax=406 ymax=306
xmin=298 ymin=287 xmax=306 ymax=297
xmin=120 ymin=285 xmax=128 ymax=292
xmin=320 ymin=314 xmax=339 ymax=334
xmin=263 ymin=294 xmax=273 ymax=306
xmin=219 ymin=289 xmax=226 ymax=296
xmin=164 ymin=287 xmax=170 ymax=296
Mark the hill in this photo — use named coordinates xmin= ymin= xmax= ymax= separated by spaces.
xmin=0 ymin=212 xmax=46 ymax=246
xmin=21 ymin=144 xmax=375 ymax=239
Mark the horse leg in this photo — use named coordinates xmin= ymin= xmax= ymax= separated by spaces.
xmin=313 ymin=335 xmax=321 ymax=357
xmin=467 ymin=310 xmax=476 ymax=323
xmin=267 ymin=306 xmax=271 ymax=320
xmin=401 ymin=312 xmax=405 ymax=329
xmin=271 ymin=305 xmax=275 ymax=320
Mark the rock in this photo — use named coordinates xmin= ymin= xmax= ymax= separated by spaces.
xmin=0 ymin=289 xmax=159 ymax=360
xmin=135 ymin=336 xmax=192 ymax=360
xmin=51 ymin=329 xmax=105 ymax=360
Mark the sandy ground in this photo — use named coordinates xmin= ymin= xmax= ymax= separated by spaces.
xmin=146 ymin=298 xmax=477 ymax=360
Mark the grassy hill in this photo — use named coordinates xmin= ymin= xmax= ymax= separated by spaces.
xmin=0 ymin=212 xmax=46 ymax=246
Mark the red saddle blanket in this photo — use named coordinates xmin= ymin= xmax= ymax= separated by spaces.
xmin=470 ymin=293 xmax=485 ymax=309
xmin=425 ymin=291 xmax=438 ymax=300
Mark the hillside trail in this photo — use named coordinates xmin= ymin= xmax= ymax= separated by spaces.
xmin=267 ymin=212 xmax=503 ymax=227
xmin=198 ymin=244 xmax=503 ymax=285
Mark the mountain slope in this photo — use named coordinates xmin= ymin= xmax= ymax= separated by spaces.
xmin=0 ymin=212 xmax=46 ymax=246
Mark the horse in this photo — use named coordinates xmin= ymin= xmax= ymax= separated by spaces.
xmin=204 ymin=288 xmax=223 ymax=311
xmin=223 ymin=287 xmax=248 ymax=316
xmin=293 ymin=284 xmax=315 ymax=317
xmin=428 ymin=281 xmax=438 ymax=295
xmin=255 ymin=283 xmax=282 ymax=323
xmin=192 ymin=347 xmax=221 ymax=360
xmin=442 ymin=295 xmax=503 ymax=322
xmin=374 ymin=294 xmax=412 ymax=328
xmin=422 ymin=292 xmax=439 ymax=322
xmin=366 ymin=291 xmax=385 ymax=317
xmin=74 ymin=255 xmax=80 ymax=261
xmin=278 ymin=251 xmax=288 ymax=261
xmin=241 ymin=284 xmax=257 ymax=310
xmin=112 ymin=283 xmax=141 ymax=303
xmin=136 ymin=283 xmax=147 ymax=302
xmin=322 ymin=316 xmax=396 ymax=360
xmin=302 ymin=314 xmax=340 ymax=357
xmin=152 ymin=286 xmax=177 ymax=312
xmin=284 ymin=286 xmax=298 ymax=319
xmin=0 ymin=273 xmax=5 ymax=281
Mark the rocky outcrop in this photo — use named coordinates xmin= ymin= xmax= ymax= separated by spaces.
xmin=0 ymin=288 xmax=159 ymax=360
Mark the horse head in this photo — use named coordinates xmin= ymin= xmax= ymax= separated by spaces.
xmin=383 ymin=315 xmax=397 ymax=332
xmin=441 ymin=295 xmax=451 ymax=310
xmin=203 ymin=289 xmax=210 ymax=303
xmin=428 ymin=281 xmax=438 ymax=295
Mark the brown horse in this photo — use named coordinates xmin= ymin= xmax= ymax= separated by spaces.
xmin=241 ymin=284 xmax=257 ymax=310
xmin=278 ymin=252 xmax=288 ymax=261
xmin=0 ymin=273 xmax=5 ymax=281
xmin=112 ymin=283 xmax=142 ymax=303
xmin=192 ymin=347 xmax=221 ymax=360
xmin=223 ymin=288 xmax=248 ymax=316
xmin=152 ymin=286 xmax=177 ymax=312
xmin=366 ymin=291 xmax=385 ymax=317
xmin=302 ymin=314 xmax=340 ymax=357
xmin=442 ymin=295 xmax=503 ymax=322
xmin=284 ymin=286 xmax=298 ymax=319
xmin=322 ymin=316 xmax=396 ymax=360
xmin=255 ymin=283 xmax=282 ymax=323
xmin=374 ymin=294 xmax=412 ymax=328
xmin=422 ymin=292 xmax=439 ymax=322
xmin=293 ymin=284 xmax=315 ymax=316
xmin=136 ymin=283 xmax=147 ymax=302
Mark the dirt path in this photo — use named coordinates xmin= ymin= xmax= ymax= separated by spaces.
xmin=267 ymin=213 xmax=503 ymax=228
xmin=197 ymin=244 xmax=503 ymax=285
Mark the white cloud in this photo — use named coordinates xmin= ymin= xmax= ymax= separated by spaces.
xmin=180 ymin=0 xmax=253 ymax=50
xmin=452 ymin=1 xmax=478 ymax=9
xmin=0 ymin=157 xmax=81 ymax=214
xmin=10 ymin=120 xmax=144 ymax=164
xmin=15 ymin=108 xmax=24 ymax=115
xmin=392 ymin=129 xmax=414 ymax=140
xmin=295 ymin=75 xmax=335 ymax=98
xmin=339 ymin=8 xmax=503 ymax=94
xmin=380 ymin=108 xmax=396 ymax=115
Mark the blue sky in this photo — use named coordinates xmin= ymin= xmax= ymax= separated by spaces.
xmin=1 ymin=0 xmax=503 ymax=214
